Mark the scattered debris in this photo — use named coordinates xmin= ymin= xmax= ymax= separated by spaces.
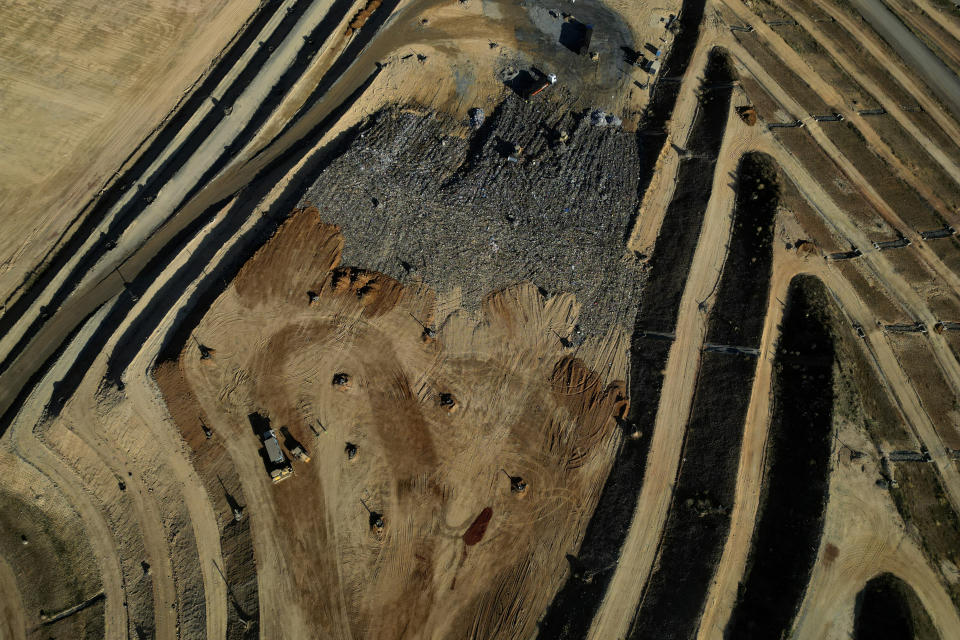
xmin=736 ymin=105 xmax=757 ymax=126
xmin=468 ymin=107 xmax=485 ymax=129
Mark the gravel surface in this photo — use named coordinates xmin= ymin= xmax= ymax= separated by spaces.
xmin=301 ymin=94 xmax=647 ymax=338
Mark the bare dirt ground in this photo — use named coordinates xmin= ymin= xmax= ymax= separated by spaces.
xmin=0 ymin=0 xmax=258 ymax=303
xmin=166 ymin=207 xmax=630 ymax=639
xmin=3 ymin=0 xmax=960 ymax=638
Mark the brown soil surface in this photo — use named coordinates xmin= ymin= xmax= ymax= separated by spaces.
xmin=162 ymin=206 xmax=630 ymax=639
xmin=0 ymin=0 xmax=258 ymax=302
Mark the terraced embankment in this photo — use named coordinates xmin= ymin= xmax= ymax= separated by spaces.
xmin=537 ymin=46 xmax=748 ymax=640
xmin=726 ymin=275 xmax=836 ymax=639
xmin=629 ymin=152 xmax=779 ymax=640
xmin=534 ymin=8 xmax=719 ymax=636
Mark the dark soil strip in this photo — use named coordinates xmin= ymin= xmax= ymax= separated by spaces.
xmin=853 ymin=573 xmax=938 ymax=640
xmin=174 ymin=0 xmax=363 ymax=211
xmin=629 ymin=352 xmax=758 ymax=640
xmin=533 ymin=4 xmax=716 ymax=633
xmin=0 ymin=0 xmax=319 ymax=377
xmin=725 ymin=275 xmax=835 ymax=639
xmin=629 ymin=154 xmax=779 ymax=640
xmin=636 ymin=49 xmax=737 ymax=335
xmin=706 ymin=153 xmax=779 ymax=348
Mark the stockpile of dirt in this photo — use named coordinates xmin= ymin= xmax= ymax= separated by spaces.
xmin=300 ymin=95 xmax=645 ymax=340
xmin=726 ymin=275 xmax=836 ymax=639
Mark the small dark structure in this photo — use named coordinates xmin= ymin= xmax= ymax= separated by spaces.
xmin=873 ymin=237 xmax=911 ymax=250
xmin=502 ymin=469 xmax=527 ymax=494
xmin=812 ymin=113 xmax=844 ymax=122
xmin=920 ymin=226 xmax=955 ymax=240
xmin=332 ymin=372 xmax=351 ymax=387
xmin=884 ymin=322 xmax=927 ymax=334
xmin=560 ymin=18 xmax=593 ymax=55
xmin=888 ymin=450 xmax=930 ymax=462
xmin=828 ymin=248 xmax=862 ymax=261
xmin=439 ymin=392 xmax=457 ymax=410
xmin=345 ymin=442 xmax=358 ymax=460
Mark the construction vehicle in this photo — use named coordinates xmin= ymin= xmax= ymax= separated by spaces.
xmin=290 ymin=444 xmax=311 ymax=463
xmin=262 ymin=430 xmax=294 ymax=484
xmin=528 ymin=73 xmax=557 ymax=98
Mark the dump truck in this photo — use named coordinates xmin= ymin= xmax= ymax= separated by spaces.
xmin=262 ymin=430 xmax=294 ymax=483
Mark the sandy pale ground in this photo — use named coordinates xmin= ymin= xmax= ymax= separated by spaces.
xmin=1 ymin=0 xmax=960 ymax=637
xmin=0 ymin=0 xmax=259 ymax=303
xmin=0 ymin=553 xmax=26 ymax=640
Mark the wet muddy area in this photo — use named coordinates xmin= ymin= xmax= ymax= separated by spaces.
xmin=726 ymin=275 xmax=835 ymax=639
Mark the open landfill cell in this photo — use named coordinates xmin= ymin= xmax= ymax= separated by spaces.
xmin=3 ymin=0 xmax=960 ymax=638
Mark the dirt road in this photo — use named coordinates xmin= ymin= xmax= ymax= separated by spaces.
xmin=846 ymin=0 xmax=960 ymax=122
xmin=587 ymin=93 xmax=755 ymax=640
xmin=696 ymin=242 xmax=808 ymax=639
xmin=790 ymin=404 xmax=960 ymax=639
xmin=756 ymin=131 xmax=960 ymax=518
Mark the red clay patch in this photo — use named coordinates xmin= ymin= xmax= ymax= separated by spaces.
xmin=463 ymin=507 xmax=493 ymax=546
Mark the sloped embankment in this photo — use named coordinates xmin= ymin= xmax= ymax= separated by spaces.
xmin=535 ymin=42 xmax=737 ymax=640
xmin=726 ymin=275 xmax=836 ymax=639
xmin=853 ymin=573 xmax=939 ymax=640
xmin=629 ymin=152 xmax=779 ymax=640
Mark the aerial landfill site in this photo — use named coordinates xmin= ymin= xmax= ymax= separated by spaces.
xmin=7 ymin=0 xmax=960 ymax=639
